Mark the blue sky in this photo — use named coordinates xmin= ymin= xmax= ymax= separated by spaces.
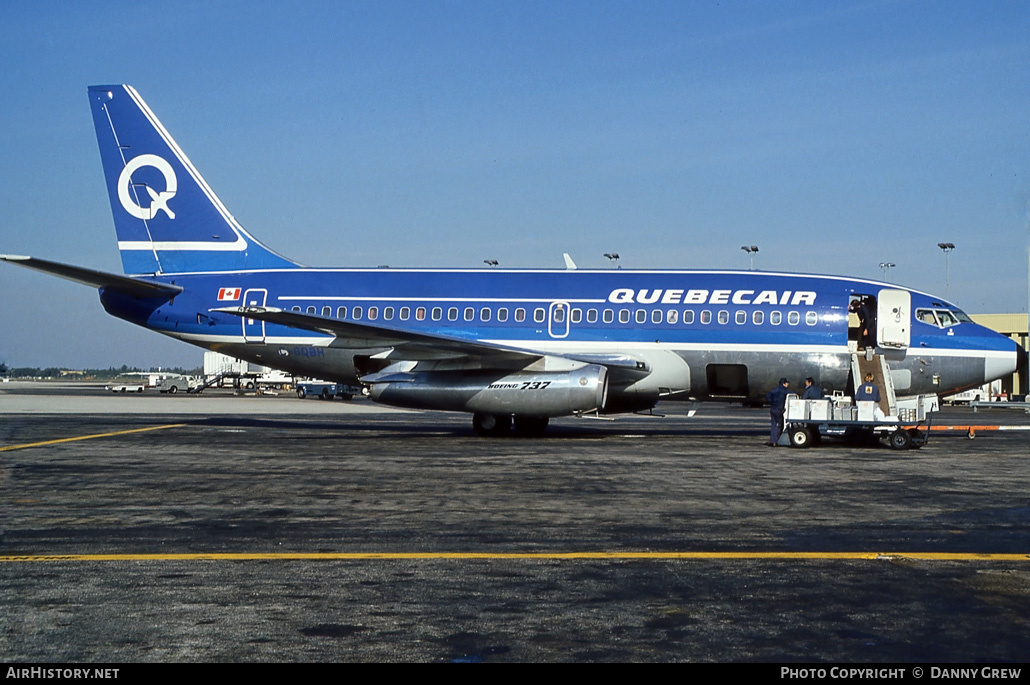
xmin=1 ymin=0 xmax=1029 ymax=368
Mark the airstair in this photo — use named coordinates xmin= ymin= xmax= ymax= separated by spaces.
xmin=851 ymin=352 xmax=896 ymax=418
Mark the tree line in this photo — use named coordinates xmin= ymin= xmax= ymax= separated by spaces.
xmin=1 ymin=364 xmax=203 ymax=380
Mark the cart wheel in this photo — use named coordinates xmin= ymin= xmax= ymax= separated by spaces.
xmin=889 ymin=429 xmax=912 ymax=450
xmin=789 ymin=426 xmax=812 ymax=448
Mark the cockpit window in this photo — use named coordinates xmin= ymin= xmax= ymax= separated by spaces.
xmin=916 ymin=309 xmax=939 ymax=326
xmin=916 ymin=308 xmax=967 ymax=328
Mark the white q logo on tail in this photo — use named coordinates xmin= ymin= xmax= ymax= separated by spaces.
xmin=118 ymin=154 xmax=177 ymax=220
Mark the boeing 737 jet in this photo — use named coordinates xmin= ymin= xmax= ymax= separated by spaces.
xmin=2 ymin=85 xmax=1022 ymax=435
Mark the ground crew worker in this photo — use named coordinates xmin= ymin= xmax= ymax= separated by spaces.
xmin=856 ymin=372 xmax=886 ymax=420
xmin=801 ymin=377 xmax=822 ymax=400
xmin=856 ymin=372 xmax=881 ymax=403
xmin=765 ymin=377 xmax=790 ymax=447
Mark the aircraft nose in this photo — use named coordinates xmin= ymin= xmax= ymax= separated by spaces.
xmin=984 ymin=338 xmax=1023 ymax=384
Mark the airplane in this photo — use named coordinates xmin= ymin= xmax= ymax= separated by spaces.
xmin=1 ymin=85 xmax=1023 ymax=436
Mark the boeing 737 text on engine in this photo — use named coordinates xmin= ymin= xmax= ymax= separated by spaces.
xmin=1 ymin=85 xmax=1021 ymax=435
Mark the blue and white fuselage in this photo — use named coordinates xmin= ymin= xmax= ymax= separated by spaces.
xmin=102 ymin=266 xmax=1016 ymax=406
xmin=2 ymin=85 xmax=1021 ymax=435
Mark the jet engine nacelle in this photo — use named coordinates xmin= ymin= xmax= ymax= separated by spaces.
xmin=367 ymin=364 xmax=609 ymax=417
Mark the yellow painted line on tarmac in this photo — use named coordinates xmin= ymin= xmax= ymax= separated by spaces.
xmin=0 ymin=552 xmax=1027 ymax=563
xmin=0 ymin=423 xmax=187 ymax=452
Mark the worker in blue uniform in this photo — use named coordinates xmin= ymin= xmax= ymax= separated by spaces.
xmin=856 ymin=373 xmax=881 ymax=403
xmin=765 ymin=377 xmax=790 ymax=447
xmin=801 ymin=377 xmax=823 ymax=400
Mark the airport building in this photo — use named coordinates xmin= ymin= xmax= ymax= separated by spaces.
xmin=972 ymin=313 xmax=1029 ymax=399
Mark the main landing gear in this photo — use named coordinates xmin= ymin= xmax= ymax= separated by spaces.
xmin=472 ymin=413 xmax=550 ymax=437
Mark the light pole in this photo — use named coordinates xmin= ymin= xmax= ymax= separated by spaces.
xmin=879 ymin=262 xmax=895 ymax=281
xmin=937 ymin=242 xmax=955 ymax=300
xmin=603 ymin=253 xmax=620 ymax=269
xmin=741 ymin=245 xmax=759 ymax=271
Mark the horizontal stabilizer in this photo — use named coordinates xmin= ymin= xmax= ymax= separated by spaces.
xmin=1 ymin=255 xmax=183 ymax=298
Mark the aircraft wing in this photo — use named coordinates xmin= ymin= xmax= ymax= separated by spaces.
xmin=213 ymin=305 xmax=651 ymax=378
xmin=213 ymin=305 xmax=543 ymax=364
xmin=0 ymin=255 xmax=183 ymax=298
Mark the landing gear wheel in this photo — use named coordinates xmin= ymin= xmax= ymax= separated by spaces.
xmin=789 ymin=426 xmax=812 ymax=448
xmin=473 ymin=413 xmax=512 ymax=437
xmin=889 ymin=429 xmax=912 ymax=450
xmin=513 ymin=416 xmax=549 ymax=437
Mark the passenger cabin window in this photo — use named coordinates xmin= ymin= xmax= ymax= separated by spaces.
xmin=700 ymin=310 xmax=712 ymax=324
xmin=651 ymin=310 xmax=662 ymax=324
xmin=571 ymin=308 xmax=582 ymax=324
xmin=770 ymin=311 xmax=781 ymax=325
xmin=448 ymin=307 xmax=458 ymax=321
xmin=806 ymin=311 xmax=818 ymax=326
xmin=534 ymin=308 xmax=545 ymax=323
xmin=667 ymin=310 xmax=678 ymax=324
xmin=415 ymin=307 xmax=426 ymax=321
xmin=683 ymin=310 xmax=694 ymax=324
xmin=464 ymin=307 xmax=474 ymax=321
xmin=292 ymin=306 xmax=301 ymax=313
xmin=753 ymin=311 xmax=764 ymax=325
xmin=788 ymin=311 xmax=800 ymax=326
xmin=717 ymin=310 xmax=728 ymax=325
xmin=619 ymin=310 xmax=630 ymax=324
xmin=353 ymin=306 xmax=363 ymax=320
xmin=497 ymin=308 xmax=508 ymax=322
xmin=481 ymin=307 xmax=491 ymax=322
xmin=431 ymin=307 xmax=442 ymax=321
xmin=636 ymin=310 xmax=647 ymax=324
xmin=603 ymin=309 xmax=614 ymax=324
xmin=322 ymin=306 xmax=331 ymax=317
xmin=368 ymin=306 xmax=379 ymax=321
xmin=384 ymin=307 xmax=394 ymax=320
xmin=515 ymin=308 xmax=526 ymax=322
xmin=336 ymin=306 xmax=346 ymax=319
xmin=306 ymin=306 xmax=316 ymax=314
xmin=587 ymin=309 xmax=598 ymax=323
xmin=735 ymin=311 xmax=746 ymax=325
xmin=399 ymin=307 xmax=410 ymax=320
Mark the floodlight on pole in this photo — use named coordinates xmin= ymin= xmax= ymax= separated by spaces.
xmin=741 ymin=245 xmax=759 ymax=271
xmin=879 ymin=262 xmax=895 ymax=281
xmin=603 ymin=253 xmax=620 ymax=268
xmin=937 ymin=242 xmax=955 ymax=300
xmin=483 ymin=259 xmax=498 ymax=267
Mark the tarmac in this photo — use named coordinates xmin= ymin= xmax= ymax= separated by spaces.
xmin=1 ymin=381 xmax=1028 ymax=662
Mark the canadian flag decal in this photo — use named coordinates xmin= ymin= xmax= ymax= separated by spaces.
xmin=217 ymin=287 xmax=242 ymax=301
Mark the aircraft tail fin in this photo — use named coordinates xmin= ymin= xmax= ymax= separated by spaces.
xmin=88 ymin=85 xmax=299 ymax=275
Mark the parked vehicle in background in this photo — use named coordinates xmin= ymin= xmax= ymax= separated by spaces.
xmin=106 ymin=373 xmax=149 ymax=393
xmin=156 ymin=374 xmax=202 ymax=394
xmin=202 ymin=351 xmax=294 ymax=391
xmin=295 ymin=380 xmax=359 ymax=400
xmin=943 ymin=380 xmax=1005 ymax=405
